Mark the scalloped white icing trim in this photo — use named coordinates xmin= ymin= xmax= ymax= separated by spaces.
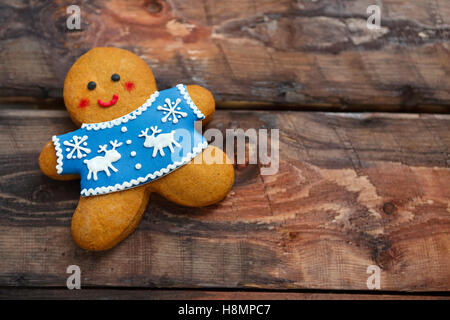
xmin=81 ymin=91 xmax=160 ymax=131
xmin=52 ymin=135 xmax=64 ymax=174
xmin=176 ymin=84 xmax=205 ymax=119
xmin=80 ymin=140 xmax=208 ymax=196
xmin=80 ymin=84 xmax=205 ymax=131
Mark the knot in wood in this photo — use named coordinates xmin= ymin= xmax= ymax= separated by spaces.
xmin=383 ymin=202 xmax=396 ymax=215
xmin=148 ymin=1 xmax=163 ymax=14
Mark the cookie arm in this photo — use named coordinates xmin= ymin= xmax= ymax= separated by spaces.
xmin=38 ymin=141 xmax=79 ymax=180
xmin=186 ymin=85 xmax=215 ymax=124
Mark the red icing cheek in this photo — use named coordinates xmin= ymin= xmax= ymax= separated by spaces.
xmin=78 ymin=98 xmax=90 ymax=108
xmin=124 ymin=81 xmax=135 ymax=92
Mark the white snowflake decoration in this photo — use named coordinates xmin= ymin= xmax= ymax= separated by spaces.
xmin=157 ymin=98 xmax=187 ymax=124
xmin=63 ymin=135 xmax=91 ymax=159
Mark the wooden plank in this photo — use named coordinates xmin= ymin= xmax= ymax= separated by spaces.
xmin=0 ymin=1 xmax=449 ymax=110
xmin=0 ymin=288 xmax=448 ymax=300
xmin=0 ymin=109 xmax=449 ymax=291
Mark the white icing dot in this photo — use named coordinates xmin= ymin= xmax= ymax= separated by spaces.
xmin=130 ymin=151 xmax=136 ymax=157
xmin=83 ymin=142 xmax=88 ymax=146
xmin=126 ymin=140 xmax=132 ymax=145
xmin=135 ymin=163 xmax=142 ymax=170
xmin=66 ymin=148 xmax=70 ymax=152
xmin=121 ymin=126 xmax=127 ymax=133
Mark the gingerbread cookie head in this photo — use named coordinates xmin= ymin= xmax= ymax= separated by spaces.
xmin=63 ymin=47 xmax=157 ymax=125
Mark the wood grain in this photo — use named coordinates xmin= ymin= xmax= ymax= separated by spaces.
xmin=0 ymin=1 xmax=449 ymax=110
xmin=0 ymin=109 xmax=449 ymax=291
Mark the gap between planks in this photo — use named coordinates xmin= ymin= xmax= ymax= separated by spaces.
xmin=0 ymin=101 xmax=449 ymax=114
xmin=0 ymin=287 xmax=449 ymax=300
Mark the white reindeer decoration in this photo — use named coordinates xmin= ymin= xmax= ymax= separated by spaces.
xmin=138 ymin=126 xmax=181 ymax=157
xmin=84 ymin=140 xmax=123 ymax=181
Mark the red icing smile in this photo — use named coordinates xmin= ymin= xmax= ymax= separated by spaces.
xmin=98 ymin=94 xmax=119 ymax=107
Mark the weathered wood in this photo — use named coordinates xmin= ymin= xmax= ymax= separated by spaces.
xmin=0 ymin=288 xmax=448 ymax=300
xmin=0 ymin=1 xmax=449 ymax=110
xmin=0 ymin=109 xmax=449 ymax=291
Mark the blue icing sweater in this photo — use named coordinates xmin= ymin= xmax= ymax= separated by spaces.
xmin=52 ymin=84 xmax=208 ymax=196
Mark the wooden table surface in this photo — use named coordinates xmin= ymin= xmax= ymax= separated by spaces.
xmin=0 ymin=0 xmax=449 ymax=300
xmin=1 ymin=0 xmax=449 ymax=112
xmin=0 ymin=109 xmax=448 ymax=299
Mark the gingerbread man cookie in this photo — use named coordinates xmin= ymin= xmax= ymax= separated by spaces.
xmin=39 ymin=47 xmax=234 ymax=251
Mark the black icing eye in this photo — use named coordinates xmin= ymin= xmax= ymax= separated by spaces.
xmin=111 ymin=73 xmax=120 ymax=82
xmin=87 ymin=81 xmax=96 ymax=90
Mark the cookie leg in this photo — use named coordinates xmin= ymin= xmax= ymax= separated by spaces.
xmin=150 ymin=146 xmax=234 ymax=207
xmin=71 ymin=185 xmax=150 ymax=251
